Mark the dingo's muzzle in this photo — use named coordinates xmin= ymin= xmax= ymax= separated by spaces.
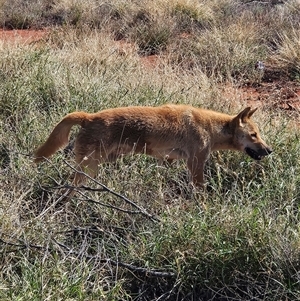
xmin=245 ymin=146 xmax=273 ymax=160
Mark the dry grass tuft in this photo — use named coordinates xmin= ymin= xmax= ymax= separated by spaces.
xmin=273 ymin=29 xmax=300 ymax=79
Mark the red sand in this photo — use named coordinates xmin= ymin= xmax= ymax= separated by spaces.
xmin=0 ymin=29 xmax=48 ymax=45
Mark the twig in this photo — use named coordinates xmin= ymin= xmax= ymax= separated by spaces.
xmin=46 ymin=182 xmax=160 ymax=222
xmin=77 ymin=189 xmax=152 ymax=215
xmin=36 ymin=158 xmax=159 ymax=221
xmin=243 ymin=0 xmax=280 ymax=5
xmin=0 ymin=237 xmax=44 ymax=252
xmin=102 ymin=258 xmax=175 ymax=278
xmin=53 ymin=238 xmax=175 ymax=278
xmin=35 ymin=186 xmax=74 ymax=220
xmin=59 ymin=160 xmax=160 ymax=222
xmin=0 ymin=237 xmax=176 ymax=278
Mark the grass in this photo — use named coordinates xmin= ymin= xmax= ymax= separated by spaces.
xmin=1 ymin=0 xmax=300 ymax=300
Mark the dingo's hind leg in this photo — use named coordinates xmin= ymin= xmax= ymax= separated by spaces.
xmin=73 ymin=151 xmax=101 ymax=186
xmin=60 ymin=151 xmax=101 ymax=200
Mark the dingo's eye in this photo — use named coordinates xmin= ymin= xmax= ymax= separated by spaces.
xmin=250 ymin=133 xmax=257 ymax=138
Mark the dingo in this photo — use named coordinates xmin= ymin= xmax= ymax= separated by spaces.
xmin=34 ymin=104 xmax=272 ymax=189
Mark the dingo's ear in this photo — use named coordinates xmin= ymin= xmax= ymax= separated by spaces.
xmin=234 ymin=107 xmax=257 ymax=126
xmin=247 ymin=107 xmax=258 ymax=118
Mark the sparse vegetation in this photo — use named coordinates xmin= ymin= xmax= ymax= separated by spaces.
xmin=1 ymin=0 xmax=300 ymax=300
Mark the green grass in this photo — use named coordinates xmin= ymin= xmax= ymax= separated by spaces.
xmin=1 ymin=1 xmax=300 ymax=300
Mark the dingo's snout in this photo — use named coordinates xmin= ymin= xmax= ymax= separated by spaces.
xmin=245 ymin=145 xmax=272 ymax=161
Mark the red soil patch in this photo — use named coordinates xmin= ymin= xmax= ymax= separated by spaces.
xmin=0 ymin=29 xmax=48 ymax=45
xmin=241 ymin=65 xmax=300 ymax=111
xmin=114 ymin=39 xmax=160 ymax=68
xmin=209 ymin=61 xmax=300 ymax=114
xmin=140 ymin=55 xmax=160 ymax=68
xmin=243 ymin=82 xmax=300 ymax=111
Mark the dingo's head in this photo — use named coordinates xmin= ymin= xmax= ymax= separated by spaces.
xmin=232 ymin=107 xmax=272 ymax=160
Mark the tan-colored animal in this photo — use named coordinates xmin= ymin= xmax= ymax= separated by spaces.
xmin=34 ymin=104 xmax=272 ymax=189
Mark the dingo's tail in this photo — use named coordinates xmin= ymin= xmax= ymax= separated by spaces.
xmin=34 ymin=112 xmax=88 ymax=163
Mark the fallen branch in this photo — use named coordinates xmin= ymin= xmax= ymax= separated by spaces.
xmin=77 ymin=188 xmax=154 ymax=215
xmin=0 ymin=236 xmax=176 ymax=278
xmin=53 ymin=238 xmax=176 ymax=278
xmin=43 ymin=160 xmax=161 ymax=222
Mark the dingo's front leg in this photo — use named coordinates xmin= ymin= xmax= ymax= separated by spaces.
xmin=187 ymin=150 xmax=209 ymax=187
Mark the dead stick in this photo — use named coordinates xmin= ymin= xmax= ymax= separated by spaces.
xmin=0 ymin=237 xmax=175 ymax=278
xmin=63 ymin=160 xmax=160 ymax=222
